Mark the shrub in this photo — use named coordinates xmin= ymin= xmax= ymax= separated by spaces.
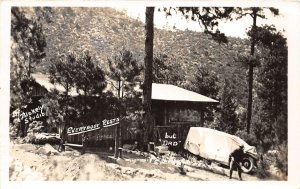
xmin=28 ymin=121 xmax=45 ymax=134
xmin=22 ymin=121 xmax=48 ymax=144
xmin=255 ymin=156 xmax=271 ymax=179
xmin=23 ymin=134 xmax=36 ymax=144
xmin=274 ymin=142 xmax=288 ymax=179
xmin=10 ymin=122 xmax=19 ymax=137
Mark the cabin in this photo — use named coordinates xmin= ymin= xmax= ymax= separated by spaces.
xmin=151 ymin=83 xmax=218 ymax=150
xmin=29 ymin=73 xmax=218 ymax=149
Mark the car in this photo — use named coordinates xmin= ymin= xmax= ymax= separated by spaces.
xmin=183 ymin=127 xmax=258 ymax=173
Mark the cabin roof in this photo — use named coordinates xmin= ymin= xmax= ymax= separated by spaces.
xmin=31 ymin=73 xmax=81 ymax=96
xmin=152 ymin=83 xmax=218 ymax=103
xmin=32 ymin=73 xmax=218 ymax=102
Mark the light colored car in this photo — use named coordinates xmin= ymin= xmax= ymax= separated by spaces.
xmin=184 ymin=127 xmax=258 ymax=173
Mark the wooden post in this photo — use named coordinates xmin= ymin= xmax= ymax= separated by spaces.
xmin=199 ymin=104 xmax=204 ymax=127
xmin=163 ymin=101 xmax=167 ymax=125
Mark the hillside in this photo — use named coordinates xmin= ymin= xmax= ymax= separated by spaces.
xmin=32 ymin=7 xmax=250 ymax=106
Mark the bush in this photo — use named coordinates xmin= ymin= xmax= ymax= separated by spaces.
xmin=255 ymin=157 xmax=271 ymax=179
xmin=28 ymin=121 xmax=45 ymax=134
xmin=20 ymin=121 xmax=44 ymax=143
xmin=10 ymin=115 xmax=21 ymax=137
xmin=274 ymin=142 xmax=288 ymax=179
xmin=10 ymin=122 xmax=19 ymax=137
xmin=254 ymin=142 xmax=287 ymax=180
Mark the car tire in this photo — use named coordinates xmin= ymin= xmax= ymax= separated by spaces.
xmin=241 ymin=156 xmax=254 ymax=173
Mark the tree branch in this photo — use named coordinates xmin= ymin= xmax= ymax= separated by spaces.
xmin=106 ymin=79 xmax=119 ymax=90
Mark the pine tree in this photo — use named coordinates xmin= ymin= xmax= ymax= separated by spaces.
xmin=216 ymin=79 xmax=239 ymax=134
xmin=10 ymin=7 xmax=47 ymax=108
xmin=233 ymin=7 xmax=279 ymax=134
xmin=153 ymin=53 xmax=186 ymax=86
xmin=255 ymin=25 xmax=287 ymax=146
xmin=108 ymin=48 xmax=142 ymax=157
xmin=191 ymin=65 xmax=219 ymax=126
xmin=48 ymin=52 xmax=77 ymax=132
xmin=73 ymin=51 xmax=106 ymax=116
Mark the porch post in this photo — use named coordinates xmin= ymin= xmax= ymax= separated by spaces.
xmin=163 ymin=101 xmax=168 ymax=125
xmin=198 ymin=104 xmax=204 ymax=127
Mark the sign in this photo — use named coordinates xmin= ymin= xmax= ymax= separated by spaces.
xmin=160 ymin=132 xmax=181 ymax=147
xmin=20 ymin=105 xmax=46 ymax=124
xmin=67 ymin=117 xmax=120 ymax=135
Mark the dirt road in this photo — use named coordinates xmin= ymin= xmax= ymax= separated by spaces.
xmin=9 ymin=142 xmax=271 ymax=181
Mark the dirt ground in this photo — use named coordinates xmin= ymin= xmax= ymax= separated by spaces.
xmin=9 ymin=141 xmax=279 ymax=181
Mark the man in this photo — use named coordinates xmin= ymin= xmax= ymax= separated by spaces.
xmin=229 ymin=144 xmax=245 ymax=180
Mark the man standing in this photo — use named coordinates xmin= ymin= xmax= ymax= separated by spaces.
xmin=229 ymin=144 xmax=245 ymax=180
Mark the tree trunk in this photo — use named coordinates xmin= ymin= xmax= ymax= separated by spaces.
xmin=114 ymin=80 xmax=121 ymax=158
xmin=28 ymin=53 xmax=31 ymax=78
xmin=114 ymin=122 xmax=120 ymax=158
xmin=143 ymin=7 xmax=155 ymax=146
xmin=83 ymin=88 xmax=87 ymax=116
xmin=246 ymin=9 xmax=257 ymax=134
xmin=246 ymin=64 xmax=254 ymax=134
xmin=65 ymin=83 xmax=70 ymax=130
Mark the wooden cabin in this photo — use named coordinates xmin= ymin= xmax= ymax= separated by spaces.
xmin=151 ymin=83 xmax=218 ymax=150
xmin=30 ymin=73 xmax=218 ymax=149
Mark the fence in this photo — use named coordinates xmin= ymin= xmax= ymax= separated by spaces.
xmin=66 ymin=121 xmax=138 ymax=147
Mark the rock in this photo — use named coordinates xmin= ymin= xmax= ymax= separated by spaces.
xmin=136 ymin=151 xmax=141 ymax=156
xmin=154 ymin=145 xmax=169 ymax=155
xmin=14 ymin=144 xmax=37 ymax=152
xmin=116 ymin=158 xmax=125 ymax=164
xmin=153 ymin=160 xmax=160 ymax=165
xmin=106 ymin=163 xmax=120 ymax=170
xmin=122 ymin=167 xmax=139 ymax=176
xmin=145 ymin=173 xmax=154 ymax=178
xmin=73 ymin=152 xmax=81 ymax=156
xmin=178 ymin=166 xmax=187 ymax=175
xmin=122 ymin=144 xmax=133 ymax=150
xmin=37 ymin=147 xmax=51 ymax=156
xmin=61 ymin=151 xmax=74 ymax=157
xmin=37 ymin=144 xmax=59 ymax=156
xmin=51 ymin=151 xmax=59 ymax=156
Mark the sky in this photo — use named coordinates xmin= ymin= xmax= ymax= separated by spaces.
xmin=124 ymin=6 xmax=289 ymax=39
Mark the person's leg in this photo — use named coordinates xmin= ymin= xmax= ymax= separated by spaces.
xmin=238 ymin=164 xmax=242 ymax=180
xmin=62 ymin=139 xmax=65 ymax=151
xmin=229 ymin=160 xmax=234 ymax=179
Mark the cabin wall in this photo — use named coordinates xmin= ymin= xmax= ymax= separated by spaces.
xmin=31 ymin=83 xmax=48 ymax=97
xmin=152 ymin=100 xmax=202 ymax=151
xmin=152 ymin=100 xmax=201 ymax=126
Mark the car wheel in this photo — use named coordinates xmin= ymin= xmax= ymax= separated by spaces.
xmin=241 ymin=156 xmax=254 ymax=173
